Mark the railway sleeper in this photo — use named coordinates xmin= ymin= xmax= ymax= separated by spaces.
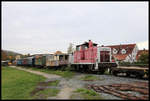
xmin=98 ymin=86 xmax=131 ymax=99
xmin=91 ymin=85 xmax=131 ymax=99
xmin=93 ymin=85 xmax=145 ymax=100
xmin=131 ymin=88 xmax=149 ymax=95
xmin=128 ymin=84 xmax=148 ymax=89
xmin=102 ymin=86 xmax=134 ymax=96
xmin=110 ymin=83 xmax=148 ymax=89
xmin=109 ymin=84 xmax=149 ymax=95
xmin=109 ymin=84 xmax=129 ymax=87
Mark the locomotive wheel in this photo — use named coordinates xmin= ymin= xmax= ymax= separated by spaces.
xmin=98 ymin=70 xmax=105 ymax=74
xmin=100 ymin=70 xmax=105 ymax=74
xmin=91 ymin=71 xmax=97 ymax=74
xmin=126 ymin=72 xmax=130 ymax=77
xmin=136 ymin=74 xmax=143 ymax=79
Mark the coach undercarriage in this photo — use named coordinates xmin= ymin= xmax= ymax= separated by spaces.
xmin=71 ymin=62 xmax=117 ymax=74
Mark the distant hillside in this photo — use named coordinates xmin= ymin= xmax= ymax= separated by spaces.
xmin=3 ymin=50 xmax=22 ymax=55
xmin=1 ymin=50 xmax=23 ymax=61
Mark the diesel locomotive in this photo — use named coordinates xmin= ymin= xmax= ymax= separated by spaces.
xmin=69 ymin=40 xmax=117 ymax=73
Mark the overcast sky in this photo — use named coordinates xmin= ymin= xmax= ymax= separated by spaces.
xmin=2 ymin=2 xmax=148 ymax=55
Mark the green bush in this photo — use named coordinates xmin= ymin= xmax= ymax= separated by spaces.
xmin=138 ymin=53 xmax=149 ymax=64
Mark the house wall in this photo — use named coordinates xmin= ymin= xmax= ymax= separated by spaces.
xmin=124 ymin=45 xmax=139 ymax=63
xmin=131 ymin=45 xmax=139 ymax=62
xmin=124 ymin=56 xmax=130 ymax=62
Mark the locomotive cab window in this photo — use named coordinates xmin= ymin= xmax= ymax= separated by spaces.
xmin=82 ymin=45 xmax=88 ymax=50
xmin=76 ymin=46 xmax=80 ymax=51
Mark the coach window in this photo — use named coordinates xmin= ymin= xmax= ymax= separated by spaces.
xmin=59 ymin=55 xmax=63 ymax=61
xmin=65 ymin=55 xmax=68 ymax=60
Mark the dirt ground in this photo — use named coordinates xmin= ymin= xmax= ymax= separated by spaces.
xmin=10 ymin=66 xmax=149 ymax=100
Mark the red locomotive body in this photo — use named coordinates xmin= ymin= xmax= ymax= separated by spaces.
xmin=74 ymin=40 xmax=97 ymax=63
xmin=71 ymin=40 xmax=117 ymax=73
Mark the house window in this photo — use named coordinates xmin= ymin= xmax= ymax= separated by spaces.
xmin=113 ymin=48 xmax=118 ymax=54
xmin=121 ymin=49 xmax=126 ymax=54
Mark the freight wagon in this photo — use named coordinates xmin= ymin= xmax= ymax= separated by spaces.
xmin=70 ymin=40 xmax=118 ymax=74
xmin=111 ymin=66 xmax=149 ymax=78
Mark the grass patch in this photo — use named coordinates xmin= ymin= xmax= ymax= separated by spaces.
xmin=2 ymin=66 xmax=46 ymax=100
xmin=71 ymin=88 xmax=103 ymax=99
xmin=75 ymin=88 xmax=98 ymax=96
xmin=80 ymin=75 xmax=101 ymax=81
xmin=19 ymin=66 xmax=75 ymax=78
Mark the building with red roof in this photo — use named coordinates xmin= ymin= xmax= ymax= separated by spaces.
xmin=106 ymin=44 xmax=138 ymax=63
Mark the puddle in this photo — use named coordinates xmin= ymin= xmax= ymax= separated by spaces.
xmin=30 ymin=80 xmax=59 ymax=96
xmin=30 ymin=87 xmax=45 ymax=96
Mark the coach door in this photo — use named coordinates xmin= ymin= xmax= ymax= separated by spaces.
xmin=100 ymin=51 xmax=110 ymax=62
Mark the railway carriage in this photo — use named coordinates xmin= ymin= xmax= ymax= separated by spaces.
xmin=16 ymin=59 xmax=23 ymax=66
xmin=22 ymin=58 xmax=28 ymax=66
xmin=46 ymin=53 xmax=69 ymax=69
xmin=16 ymin=57 xmax=35 ymax=66
xmin=26 ymin=57 xmax=35 ymax=66
xmin=34 ymin=53 xmax=69 ymax=69
xmin=34 ymin=55 xmax=46 ymax=67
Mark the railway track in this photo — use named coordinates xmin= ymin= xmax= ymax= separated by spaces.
xmin=87 ymin=81 xmax=149 ymax=100
xmin=70 ymin=69 xmax=148 ymax=80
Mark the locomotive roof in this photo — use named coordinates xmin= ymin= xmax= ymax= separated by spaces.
xmin=76 ymin=41 xmax=98 ymax=47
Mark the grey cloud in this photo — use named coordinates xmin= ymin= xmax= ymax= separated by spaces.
xmin=2 ymin=2 xmax=148 ymax=54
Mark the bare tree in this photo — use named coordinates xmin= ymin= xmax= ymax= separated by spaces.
xmin=67 ymin=43 xmax=74 ymax=54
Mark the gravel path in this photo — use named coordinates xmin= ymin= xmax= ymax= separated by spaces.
xmin=10 ymin=66 xmax=61 ymax=79
xmin=10 ymin=66 xmax=148 ymax=100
